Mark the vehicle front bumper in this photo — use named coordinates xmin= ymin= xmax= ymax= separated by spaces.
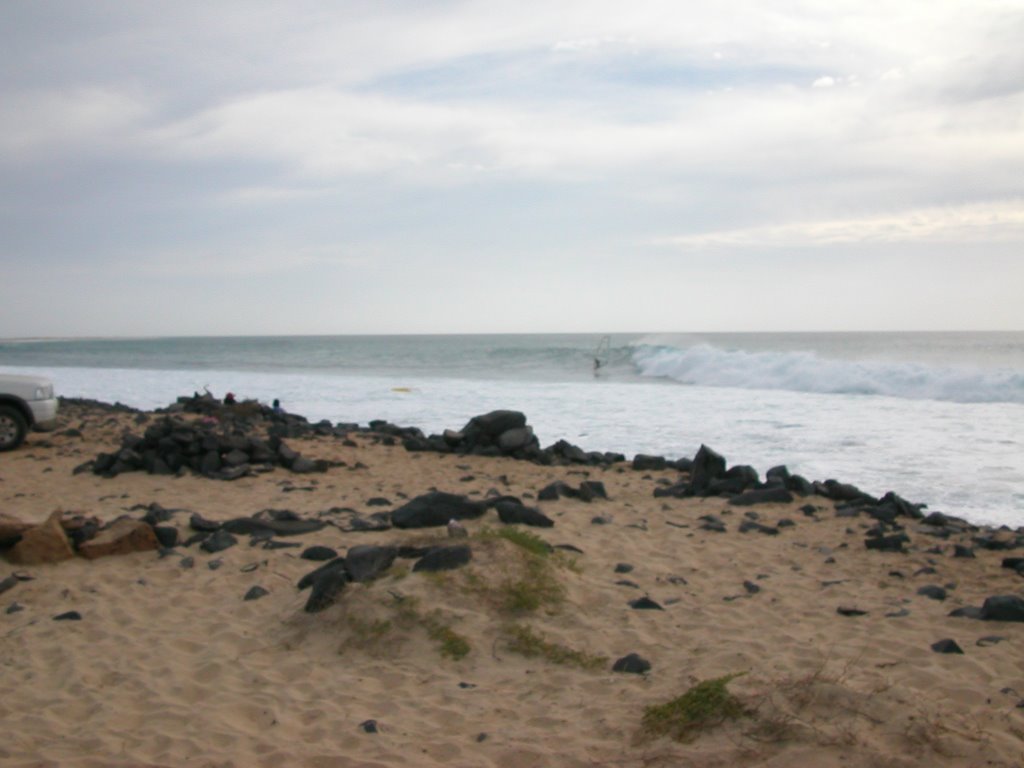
xmin=29 ymin=397 xmax=59 ymax=431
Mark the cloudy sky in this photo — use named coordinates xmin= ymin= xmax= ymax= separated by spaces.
xmin=1 ymin=1 xmax=1022 ymax=337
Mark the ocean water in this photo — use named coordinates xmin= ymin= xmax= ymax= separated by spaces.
xmin=2 ymin=332 xmax=1022 ymax=528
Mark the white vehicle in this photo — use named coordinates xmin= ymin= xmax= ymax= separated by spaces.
xmin=0 ymin=373 xmax=59 ymax=451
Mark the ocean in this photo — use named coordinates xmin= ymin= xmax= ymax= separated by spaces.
xmin=2 ymin=332 xmax=1022 ymax=528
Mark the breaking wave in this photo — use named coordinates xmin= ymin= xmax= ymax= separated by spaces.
xmin=630 ymin=343 xmax=1024 ymax=404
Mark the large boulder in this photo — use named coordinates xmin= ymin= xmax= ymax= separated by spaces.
xmin=7 ymin=511 xmax=75 ymax=565
xmin=689 ymin=444 xmax=727 ymax=494
xmin=78 ymin=518 xmax=159 ymax=559
xmin=462 ymin=410 xmax=527 ymax=441
xmin=980 ymin=595 xmax=1024 ymax=622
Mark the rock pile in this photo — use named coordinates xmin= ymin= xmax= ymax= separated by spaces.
xmin=390 ymin=491 xmax=555 ymax=530
xmin=82 ymin=414 xmax=332 ymax=480
xmin=653 ymin=445 xmax=808 ymax=501
xmin=401 ymin=410 xmax=626 ymax=466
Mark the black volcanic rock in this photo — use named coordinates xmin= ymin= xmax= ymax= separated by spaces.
xmin=578 ymin=481 xmax=608 ymax=502
xmin=632 ymin=454 xmax=667 ymax=471
xmin=931 ymin=638 xmax=964 ymax=654
xmin=412 ymin=545 xmax=472 ymax=572
xmin=463 ymin=410 xmax=527 ymax=440
xmin=689 ymin=444 xmax=726 ymax=495
xmin=917 ymin=585 xmax=948 ymax=601
xmin=297 ymin=557 xmax=348 ymax=591
xmin=865 ymin=533 xmax=910 ymax=552
xmin=612 ymin=653 xmax=651 ymax=674
xmin=729 ymin=488 xmax=795 ymax=506
xmin=392 ymin=492 xmax=488 ymax=529
xmin=304 ymin=568 xmax=348 ymax=613
xmin=538 ymin=481 xmax=576 ymax=501
xmin=980 ymin=595 xmax=1024 ymax=622
xmin=345 ymin=545 xmax=399 ymax=582
xmin=200 ymin=529 xmax=238 ymax=554
xmin=628 ymin=597 xmax=664 ymax=610
xmin=738 ymin=520 xmax=779 ymax=536
xmin=494 ymin=500 xmax=554 ymax=528
xmin=222 ymin=516 xmax=326 ymax=537
xmin=301 ymin=546 xmax=339 ymax=562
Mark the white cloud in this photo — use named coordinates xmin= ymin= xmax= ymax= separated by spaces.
xmin=653 ymin=200 xmax=1024 ymax=248
xmin=2 ymin=0 xmax=1023 ymax=334
xmin=148 ymin=69 xmax=1023 ymax=192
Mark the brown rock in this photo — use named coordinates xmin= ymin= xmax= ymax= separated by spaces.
xmin=77 ymin=518 xmax=159 ymax=560
xmin=7 ymin=511 xmax=75 ymax=565
xmin=0 ymin=513 xmax=33 ymax=547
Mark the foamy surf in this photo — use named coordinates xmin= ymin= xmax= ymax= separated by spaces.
xmin=630 ymin=342 xmax=1024 ymax=404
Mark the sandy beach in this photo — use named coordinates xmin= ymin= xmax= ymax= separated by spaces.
xmin=2 ymin=399 xmax=1023 ymax=768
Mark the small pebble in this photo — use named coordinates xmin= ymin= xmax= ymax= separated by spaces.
xmin=837 ymin=606 xmax=868 ymax=617
xmin=931 ymin=638 xmax=964 ymax=655
xmin=628 ymin=597 xmax=663 ymax=611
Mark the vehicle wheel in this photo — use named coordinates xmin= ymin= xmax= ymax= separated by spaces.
xmin=0 ymin=405 xmax=28 ymax=451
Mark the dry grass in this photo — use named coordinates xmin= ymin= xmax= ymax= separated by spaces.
xmin=502 ymin=623 xmax=607 ymax=670
xmin=641 ymin=674 xmax=748 ymax=743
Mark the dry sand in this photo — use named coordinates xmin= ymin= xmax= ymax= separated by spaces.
xmin=1 ymin=402 xmax=1023 ymax=767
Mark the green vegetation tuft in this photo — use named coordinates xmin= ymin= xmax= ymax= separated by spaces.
xmin=465 ymin=527 xmax=567 ymax=614
xmin=340 ymin=595 xmax=470 ymax=661
xmin=394 ymin=597 xmax=470 ymax=660
xmin=499 ymin=556 xmax=565 ymax=613
xmin=477 ymin=526 xmax=552 ymax=557
xmin=642 ymin=674 xmax=748 ymax=742
xmin=425 ymin=620 xmax=471 ymax=660
xmin=504 ymin=624 xmax=607 ymax=671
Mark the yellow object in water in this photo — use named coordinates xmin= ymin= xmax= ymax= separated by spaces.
xmin=391 ymin=387 xmax=412 ymax=393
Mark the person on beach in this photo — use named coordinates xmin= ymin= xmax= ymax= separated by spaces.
xmin=272 ymin=398 xmax=283 ymax=414
xmin=224 ymin=392 xmax=237 ymax=405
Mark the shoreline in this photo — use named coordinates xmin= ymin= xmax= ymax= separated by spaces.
xmin=1 ymin=397 xmax=1023 ymax=766
xmin=4 ymin=340 xmax=1023 ymax=530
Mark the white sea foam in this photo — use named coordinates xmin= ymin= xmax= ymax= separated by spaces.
xmin=630 ymin=343 xmax=1024 ymax=404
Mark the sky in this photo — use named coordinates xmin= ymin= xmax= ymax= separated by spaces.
xmin=1 ymin=0 xmax=1022 ymax=337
